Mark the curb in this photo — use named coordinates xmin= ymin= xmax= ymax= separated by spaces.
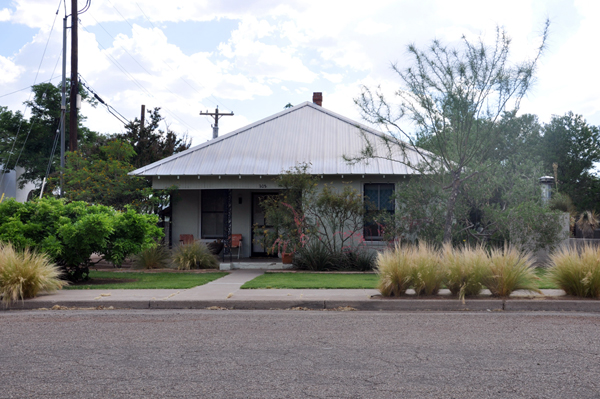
xmin=4 ymin=298 xmax=600 ymax=312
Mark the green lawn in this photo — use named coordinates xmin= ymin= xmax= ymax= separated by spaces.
xmin=64 ymin=270 xmax=228 ymax=290
xmin=535 ymin=268 xmax=557 ymax=289
xmin=241 ymin=272 xmax=379 ymax=289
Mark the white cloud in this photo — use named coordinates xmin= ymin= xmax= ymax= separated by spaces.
xmin=0 ymin=56 xmax=22 ymax=84
xmin=355 ymin=19 xmax=391 ymax=36
xmin=0 ymin=8 xmax=10 ymax=21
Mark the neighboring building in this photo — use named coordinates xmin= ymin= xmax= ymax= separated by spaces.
xmin=130 ymin=94 xmax=426 ymax=257
xmin=0 ymin=166 xmax=37 ymax=203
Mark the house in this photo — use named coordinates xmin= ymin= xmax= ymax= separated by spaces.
xmin=0 ymin=166 xmax=37 ymax=203
xmin=130 ymin=93 xmax=425 ymax=259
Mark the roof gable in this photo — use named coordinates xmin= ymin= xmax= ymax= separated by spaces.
xmin=130 ymin=101 xmax=422 ymax=176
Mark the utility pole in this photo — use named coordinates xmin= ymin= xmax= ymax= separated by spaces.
xmin=69 ymin=0 xmax=78 ymax=151
xmin=60 ymin=14 xmax=68 ymax=196
xmin=140 ymin=104 xmax=145 ymax=129
xmin=200 ymin=106 xmax=233 ymax=139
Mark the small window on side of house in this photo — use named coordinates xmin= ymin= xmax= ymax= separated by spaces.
xmin=364 ymin=183 xmax=394 ymax=240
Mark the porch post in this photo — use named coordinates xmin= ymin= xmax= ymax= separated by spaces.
xmin=222 ymin=189 xmax=233 ymax=262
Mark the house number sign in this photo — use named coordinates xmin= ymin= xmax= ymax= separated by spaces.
xmin=259 ymin=184 xmax=267 ymax=188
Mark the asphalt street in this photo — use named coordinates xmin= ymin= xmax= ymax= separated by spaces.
xmin=1 ymin=309 xmax=599 ymax=398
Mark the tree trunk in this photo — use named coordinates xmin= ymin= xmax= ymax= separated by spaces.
xmin=443 ymin=175 xmax=461 ymax=244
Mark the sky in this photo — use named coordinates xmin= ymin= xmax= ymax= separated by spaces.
xmin=0 ymin=0 xmax=598 ymax=147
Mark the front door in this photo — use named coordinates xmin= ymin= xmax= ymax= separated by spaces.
xmin=251 ymin=192 xmax=279 ymax=256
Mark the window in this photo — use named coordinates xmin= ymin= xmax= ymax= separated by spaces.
xmin=364 ymin=183 xmax=394 ymax=240
xmin=201 ymin=190 xmax=227 ymax=239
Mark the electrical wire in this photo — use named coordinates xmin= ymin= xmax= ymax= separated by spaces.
xmin=134 ymin=1 xmax=235 ymax=113
xmin=0 ymin=76 xmax=62 ymax=99
xmin=79 ymin=75 xmax=129 ymax=125
xmin=0 ymin=0 xmax=63 ymax=191
xmin=83 ymin=16 xmax=208 ymax=132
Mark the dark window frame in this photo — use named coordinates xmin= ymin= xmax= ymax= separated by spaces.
xmin=363 ymin=183 xmax=395 ymax=241
xmin=201 ymin=189 xmax=228 ymax=239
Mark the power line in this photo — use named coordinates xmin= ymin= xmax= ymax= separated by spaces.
xmin=79 ymin=20 xmax=203 ymax=134
xmin=134 ymin=2 xmax=235 ymax=113
xmin=0 ymin=0 xmax=62 ymax=192
xmin=83 ymin=16 xmax=208 ymax=133
xmin=0 ymin=76 xmax=62 ymax=99
xmin=79 ymin=74 xmax=129 ymax=125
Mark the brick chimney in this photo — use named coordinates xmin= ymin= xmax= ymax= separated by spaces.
xmin=312 ymin=92 xmax=322 ymax=106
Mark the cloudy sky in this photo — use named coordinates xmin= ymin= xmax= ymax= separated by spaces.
xmin=0 ymin=0 xmax=598 ymax=146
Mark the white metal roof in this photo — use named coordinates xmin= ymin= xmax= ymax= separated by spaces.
xmin=129 ymin=102 xmax=425 ymax=177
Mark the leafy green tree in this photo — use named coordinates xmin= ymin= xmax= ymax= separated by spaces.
xmin=0 ymin=81 xmax=98 ymax=188
xmin=353 ymin=24 xmax=549 ymax=243
xmin=49 ymin=139 xmax=176 ymax=213
xmin=121 ymin=107 xmax=191 ymax=169
xmin=539 ymin=112 xmax=600 ymax=211
xmin=0 ymin=197 xmax=162 ymax=281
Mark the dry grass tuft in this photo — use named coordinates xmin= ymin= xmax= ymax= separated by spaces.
xmin=482 ymin=246 xmax=540 ymax=298
xmin=171 ymin=241 xmax=219 ymax=270
xmin=133 ymin=243 xmax=171 ymax=269
xmin=410 ymin=242 xmax=443 ymax=296
xmin=0 ymin=243 xmax=67 ymax=303
xmin=441 ymin=243 xmax=487 ymax=300
xmin=376 ymin=244 xmax=413 ymax=297
xmin=548 ymin=244 xmax=600 ymax=298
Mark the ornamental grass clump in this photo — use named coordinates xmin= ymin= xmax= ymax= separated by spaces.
xmin=0 ymin=243 xmax=66 ymax=304
xmin=548 ymin=244 xmax=600 ymax=298
xmin=376 ymin=244 xmax=413 ymax=297
xmin=481 ymin=246 xmax=540 ymax=297
xmin=441 ymin=243 xmax=487 ymax=300
xmin=133 ymin=243 xmax=171 ymax=269
xmin=171 ymin=241 xmax=219 ymax=270
xmin=410 ymin=242 xmax=443 ymax=296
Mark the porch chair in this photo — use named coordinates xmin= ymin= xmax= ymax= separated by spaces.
xmin=179 ymin=234 xmax=194 ymax=245
xmin=230 ymin=234 xmax=243 ymax=259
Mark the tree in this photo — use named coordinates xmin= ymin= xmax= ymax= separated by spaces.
xmin=0 ymin=197 xmax=162 ymax=281
xmin=49 ymin=139 xmax=176 ymax=213
xmin=539 ymin=112 xmax=600 ymax=211
xmin=0 ymin=81 xmax=98 ymax=188
xmin=121 ymin=107 xmax=191 ymax=169
xmin=353 ymin=23 xmax=549 ymax=243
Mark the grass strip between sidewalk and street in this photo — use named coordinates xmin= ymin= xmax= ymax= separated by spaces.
xmin=64 ymin=270 xmax=228 ymax=290
xmin=241 ymin=272 xmax=379 ymax=289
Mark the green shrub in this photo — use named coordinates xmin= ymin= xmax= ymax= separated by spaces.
xmin=294 ymin=241 xmax=336 ymax=271
xmin=0 ymin=198 xmax=162 ymax=281
xmin=376 ymin=244 xmax=413 ymax=297
xmin=338 ymin=248 xmax=376 ymax=271
xmin=441 ymin=244 xmax=487 ymax=299
xmin=133 ymin=243 xmax=171 ymax=269
xmin=410 ymin=242 xmax=443 ymax=296
xmin=171 ymin=241 xmax=219 ymax=270
xmin=0 ymin=243 xmax=67 ymax=303
xmin=548 ymin=244 xmax=600 ymax=298
xmin=481 ymin=246 xmax=540 ymax=297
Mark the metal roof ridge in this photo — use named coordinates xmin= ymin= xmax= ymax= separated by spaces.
xmin=129 ymin=102 xmax=314 ymax=175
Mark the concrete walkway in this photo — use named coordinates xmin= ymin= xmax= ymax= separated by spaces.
xmin=4 ymin=270 xmax=600 ymax=312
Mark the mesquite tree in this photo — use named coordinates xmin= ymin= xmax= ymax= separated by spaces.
xmin=353 ymin=23 xmax=549 ymax=243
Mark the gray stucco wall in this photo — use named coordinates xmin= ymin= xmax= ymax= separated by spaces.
xmin=163 ymin=175 xmax=407 ymax=258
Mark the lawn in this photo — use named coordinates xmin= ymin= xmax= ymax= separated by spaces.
xmin=535 ymin=268 xmax=557 ymax=289
xmin=241 ymin=272 xmax=379 ymax=289
xmin=241 ymin=270 xmax=558 ymax=290
xmin=64 ymin=270 xmax=228 ymax=290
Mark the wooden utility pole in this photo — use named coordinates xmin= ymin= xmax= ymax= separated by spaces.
xmin=200 ymin=106 xmax=233 ymax=139
xmin=140 ymin=104 xmax=146 ymax=129
xmin=69 ymin=0 xmax=78 ymax=151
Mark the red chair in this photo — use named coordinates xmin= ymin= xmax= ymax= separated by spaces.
xmin=179 ymin=234 xmax=194 ymax=245
xmin=230 ymin=234 xmax=243 ymax=259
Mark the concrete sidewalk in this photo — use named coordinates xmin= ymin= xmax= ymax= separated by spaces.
xmin=4 ymin=270 xmax=600 ymax=312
